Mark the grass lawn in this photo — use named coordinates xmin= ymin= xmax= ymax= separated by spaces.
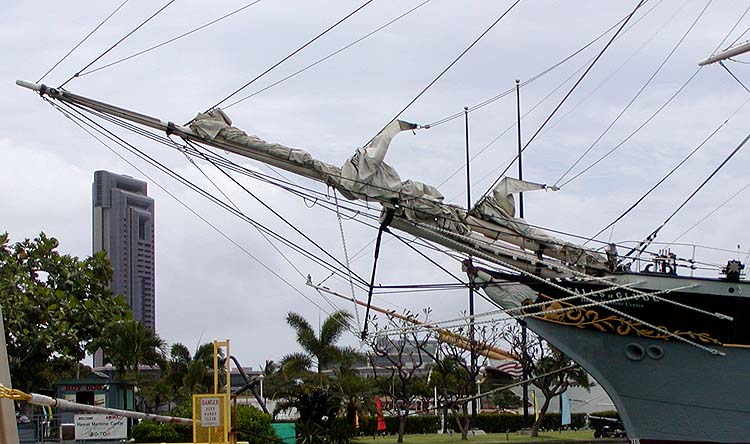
xmin=355 ymin=430 xmax=599 ymax=444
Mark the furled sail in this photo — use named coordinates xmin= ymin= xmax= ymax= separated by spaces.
xmin=472 ymin=177 xmax=608 ymax=270
xmin=190 ymin=111 xmax=469 ymax=234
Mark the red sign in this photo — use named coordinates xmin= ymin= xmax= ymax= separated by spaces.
xmin=64 ymin=384 xmax=106 ymax=392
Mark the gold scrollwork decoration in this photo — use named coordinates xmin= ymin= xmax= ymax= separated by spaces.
xmin=526 ymin=294 xmax=721 ymax=345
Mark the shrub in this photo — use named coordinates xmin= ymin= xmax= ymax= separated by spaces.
xmin=132 ymin=420 xmax=191 ymax=443
xmin=236 ymin=405 xmax=278 ymax=444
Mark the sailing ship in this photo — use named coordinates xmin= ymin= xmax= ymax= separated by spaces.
xmin=15 ymin=4 xmax=750 ymax=442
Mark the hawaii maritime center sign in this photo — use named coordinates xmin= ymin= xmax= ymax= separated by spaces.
xmin=74 ymin=414 xmax=127 ymax=440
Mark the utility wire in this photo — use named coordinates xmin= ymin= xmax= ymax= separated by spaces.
xmin=554 ymin=0 xmax=713 ymax=187
xmin=207 ymin=0 xmax=375 ymax=112
xmin=224 ymin=0 xmax=432 ymax=109
xmin=36 ymin=0 xmax=131 ymax=83
xmin=481 ymin=0 xmax=646 ymax=201
xmin=59 ymin=0 xmax=176 ymax=88
xmin=78 ymin=0 xmax=264 ymax=78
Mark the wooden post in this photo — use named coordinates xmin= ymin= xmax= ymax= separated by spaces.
xmin=0 ymin=307 xmax=20 ymax=444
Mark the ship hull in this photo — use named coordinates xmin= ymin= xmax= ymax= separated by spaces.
xmin=527 ymin=317 xmax=750 ymax=443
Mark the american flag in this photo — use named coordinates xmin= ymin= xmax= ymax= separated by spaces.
xmin=494 ymin=360 xmax=524 ymax=378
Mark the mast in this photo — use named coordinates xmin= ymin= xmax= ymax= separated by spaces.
xmin=464 ymin=106 xmax=477 ymax=420
xmin=516 ymin=78 xmax=530 ymax=420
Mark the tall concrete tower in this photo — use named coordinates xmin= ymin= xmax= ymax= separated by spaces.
xmin=92 ymin=171 xmax=156 ymax=340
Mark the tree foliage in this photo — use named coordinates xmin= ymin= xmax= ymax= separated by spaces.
xmin=91 ymin=319 xmax=166 ymax=378
xmin=503 ymin=323 xmax=591 ymax=436
xmin=235 ymin=405 xmax=277 ymax=444
xmin=283 ymin=310 xmax=353 ymax=375
xmin=368 ymin=311 xmax=432 ymax=443
xmin=0 ymin=232 xmax=129 ymax=391
xmin=424 ymin=318 xmax=502 ymax=441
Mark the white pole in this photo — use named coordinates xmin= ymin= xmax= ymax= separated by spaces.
xmin=29 ymin=393 xmax=192 ymax=425
xmin=699 ymin=41 xmax=750 ymax=66
xmin=0 ymin=307 xmax=20 ymax=444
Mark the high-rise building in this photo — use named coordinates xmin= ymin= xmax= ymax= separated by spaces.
xmin=92 ymin=171 xmax=156 ymax=335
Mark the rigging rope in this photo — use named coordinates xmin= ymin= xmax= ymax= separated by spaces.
xmin=670 ymin=180 xmax=750 ymax=245
xmin=720 ymin=61 xmax=750 ymax=93
xmin=333 ymin=189 xmax=363 ymax=330
xmin=586 ymin=95 xmax=750 ymax=244
xmin=558 ymin=68 xmax=701 ymax=188
xmin=385 ymin=220 xmax=726 ymax=355
xmin=36 ymin=0 xmax=131 ymax=83
xmin=440 ymin=0 xmax=669 ymax=196
xmin=554 ymin=0 xmax=713 ymax=188
xmin=184 ymin=142 xmax=311 ymax=281
xmin=59 ymin=0 xmax=176 ymax=88
xmin=425 ymin=0 xmax=664 ymax=129
xmin=480 ymin=0 xmax=647 ymax=201
xmin=206 ymin=0 xmax=375 ymax=112
xmin=48 ymin=99 xmax=341 ymax=318
xmin=645 ymin=131 xmax=750 ymax=241
xmin=364 ymin=0 xmax=522 ymax=146
xmin=78 ymin=0 xmax=264 ymax=78
xmin=224 ymin=0 xmax=433 ymax=109
xmin=57 ymin=99 xmax=371 ymax=290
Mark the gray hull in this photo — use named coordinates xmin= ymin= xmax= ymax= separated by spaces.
xmin=527 ymin=318 xmax=750 ymax=443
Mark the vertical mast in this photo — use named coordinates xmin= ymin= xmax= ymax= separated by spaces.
xmin=464 ymin=106 xmax=477 ymax=420
xmin=516 ymin=79 xmax=530 ymax=420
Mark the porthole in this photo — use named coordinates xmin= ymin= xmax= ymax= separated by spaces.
xmin=625 ymin=343 xmax=645 ymax=361
xmin=646 ymin=345 xmax=664 ymax=360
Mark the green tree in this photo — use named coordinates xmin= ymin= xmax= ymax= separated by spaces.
xmin=503 ymin=323 xmax=591 ymax=436
xmin=0 ymin=232 xmax=129 ymax=391
xmin=283 ymin=310 xmax=353 ymax=375
xmin=91 ymin=319 xmax=166 ymax=378
xmin=491 ymin=389 xmax=522 ymax=410
xmin=424 ymin=320 xmax=502 ymax=441
xmin=368 ymin=311 xmax=432 ymax=443
xmin=275 ymin=310 xmax=358 ymax=443
xmin=163 ymin=342 xmax=220 ymax=404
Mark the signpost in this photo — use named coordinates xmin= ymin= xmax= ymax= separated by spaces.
xmin=200 ymin=397 xmax=221 ymax=427
xmin=74 ymin=414 xmax=127 ymax=440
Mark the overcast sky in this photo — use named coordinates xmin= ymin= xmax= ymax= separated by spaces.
xmin=3 ymin=0 xmax=750 ymax=370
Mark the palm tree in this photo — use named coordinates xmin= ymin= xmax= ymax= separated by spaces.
xmin=93 ymin=319 xmax=166 ymax=378
xmin=282 ymin=310 xmax=353 ymax=375
xmin=164 ymin=342 xmax=220 ymax=402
